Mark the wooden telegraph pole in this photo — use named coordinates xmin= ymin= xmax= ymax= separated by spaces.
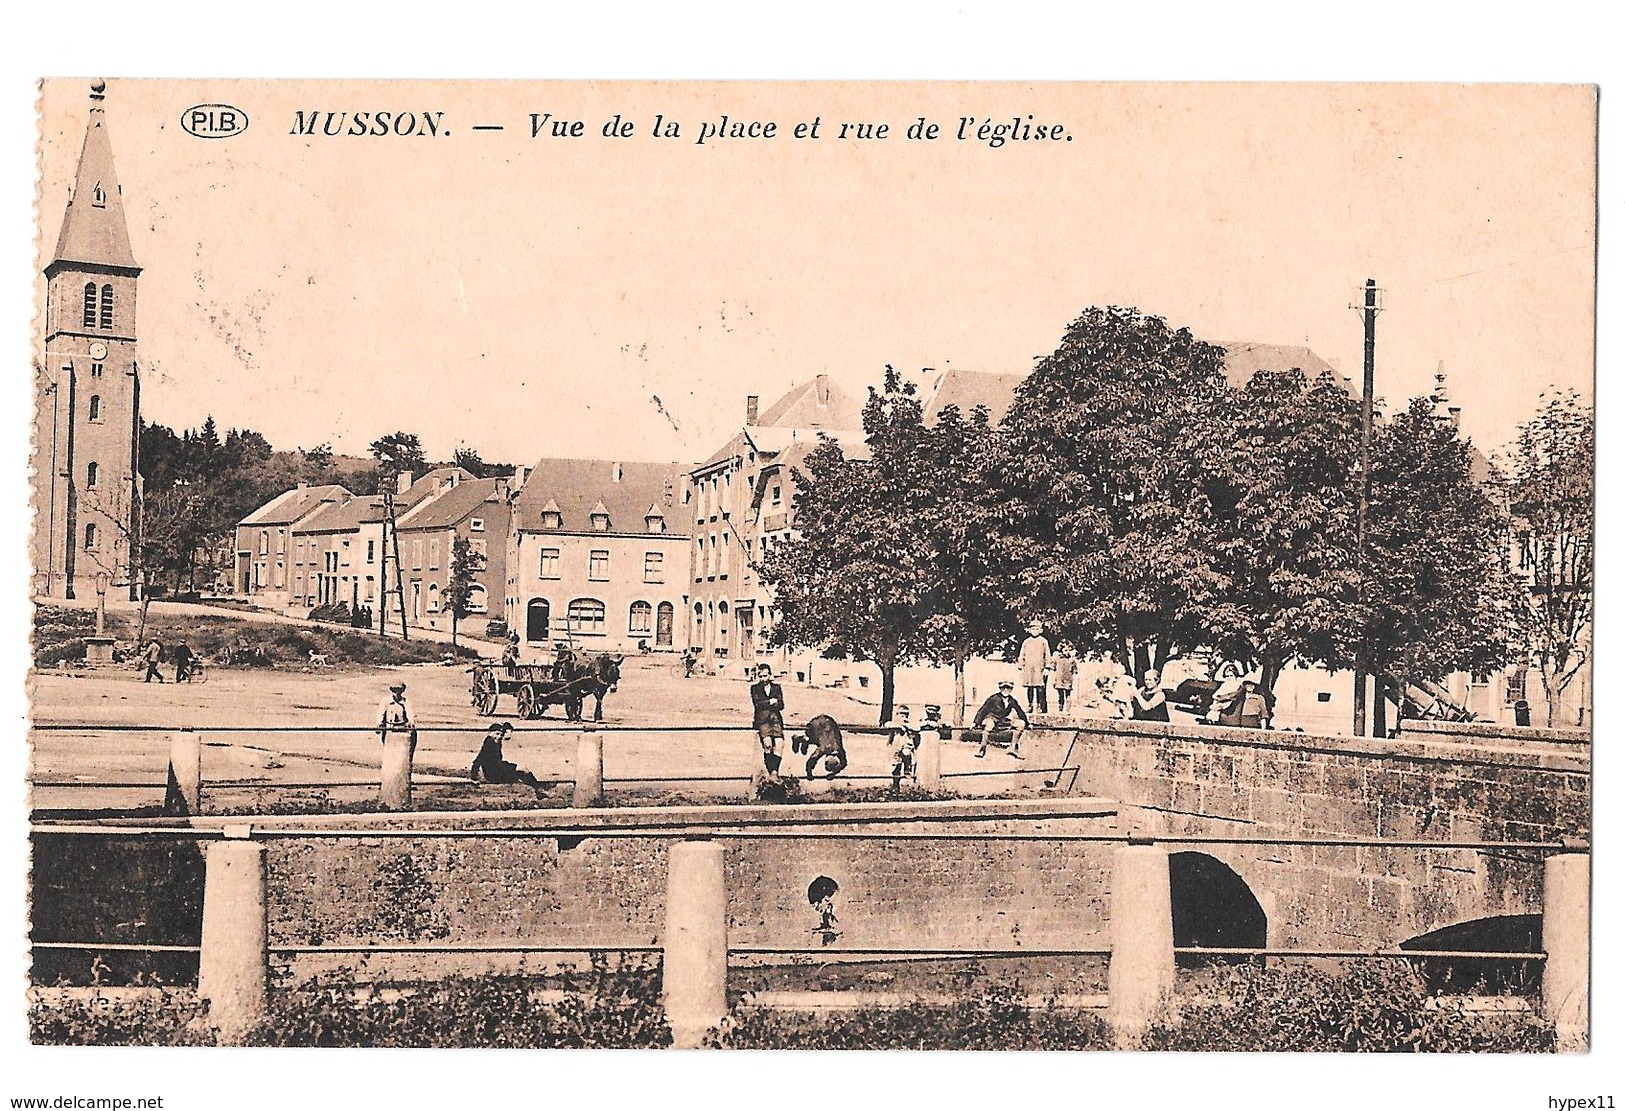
xmin=378 ymin=471 xmax=410 ymax=640
xmin=1352 ymin=278 xmax=1380 ymax=737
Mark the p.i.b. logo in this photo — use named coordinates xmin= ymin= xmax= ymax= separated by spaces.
xmin=181 ymin=104 xmax=249 ymax=139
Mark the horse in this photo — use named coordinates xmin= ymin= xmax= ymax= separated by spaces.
xmin=555 ymin=651 xmax=623 ymax=722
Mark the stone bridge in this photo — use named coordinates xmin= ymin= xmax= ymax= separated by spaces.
xmin=1026 ymin=715 xmax=1590 ymax=958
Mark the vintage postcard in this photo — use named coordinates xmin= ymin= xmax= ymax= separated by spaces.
xmin=23 ymin=79 xmax=1594 ymax=1062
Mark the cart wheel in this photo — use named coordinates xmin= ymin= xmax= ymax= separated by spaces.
xmin=516 ymin=684 xmax=539 ymax=719
xmin=474 ymin=673 xmax=499 ymax=716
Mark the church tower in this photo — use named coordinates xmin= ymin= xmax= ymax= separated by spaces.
xmin=35 ymin=81 xmax=142 ymax=600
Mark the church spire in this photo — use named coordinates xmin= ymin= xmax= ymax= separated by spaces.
xmin=48 ymin=80 xmax=139 ymax=274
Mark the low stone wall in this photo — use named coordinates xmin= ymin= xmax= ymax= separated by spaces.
xmin=1034 ymin=717 xmax=1588 ymax=949
xmin=252 ymin=798 xmax=1121 ymax=983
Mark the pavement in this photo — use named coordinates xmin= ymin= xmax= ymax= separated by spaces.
xmin=29 ymin=654 xmax=1064 ymax=812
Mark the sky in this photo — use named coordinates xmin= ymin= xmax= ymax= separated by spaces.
xmin=35 ymin=80 xmax=1595 ymax=467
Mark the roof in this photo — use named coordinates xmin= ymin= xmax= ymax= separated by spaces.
xmin=755 ymin=374 xmax=866 ymax=430
xmin=293 ymin=468 xmax=475 ymax=534
xmin=298 ymin=494 xmax=389 ymax=534
xmin=397 ymin=477 xmax=508 ymax=531
xmin=920 ymin=368 xmax=1028 ymax=425
xmin=1219 ymin=342 xmax=1353 ymax=394
xmin=49 ymin=94 xmax=139 ymax=273
xmin=512 ymin=458 xmax=687 ymax=534
xmin=240 ymin=484 xmax=351 ymax=527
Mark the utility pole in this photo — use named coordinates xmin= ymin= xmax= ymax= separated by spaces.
xmin=1352 ymin=278 xmax=1381 ymax=737
xmin=375 ymin=471 xmax=411 ymax=641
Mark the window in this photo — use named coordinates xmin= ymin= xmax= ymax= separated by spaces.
xmin=467 ymin=584 xmax=488 ymax=614
xmin=83 ymin=523 xmax=97 ymax=550
xmin=92 ymin=183 xmax=106 ymax=207
xmin=277 ymin=531 xmax=287 ymax=554
xmin=90 ymin=362 xmax=103 ymax=378
xmin=259 ymin=530 xmax=269 ymax=556
xmin=366 ymin=539 xmax=376 ymax=563
xmin=589 ymin=549 xmax=610 ymax=581
xmin=542 ymin=510 xmax=563 ymax=529
xmin=364 ymin=575 xmax=376 ymax=604
xmin=1506 ymin=669 xmax=1528 ymax=705
xmin=771 ymin=484 xmax=782 ymax=505
xmin=83 ymin=283 xmax=96 ymax=328
xmin=567 ymin=597 xmax=607 ymax=635
xmin=470 ymin=518 xmax=485 ymax=532
xmin=429 ymin=538 xmax=440 ymax=569
xmin=412 ymin=539 xmax=423 ymax=570
xmin=629 ymin=600 xmax=653 ymax=635
xmin=540 ymin=547 xmax=561 ymax=579
xmin=100 ymin=285 xmax=114 ymax=329
xmin=644 ymin=551 xmax=664 ymax=583
xmin=427 ymin=582 xmax=441 ymax=612
xmin=469 ymin=538 xmax=487 ymax=558
xmin=85 ymin=462 xmax=99 ymax=489
xmin=87 ymin=395 xmax=102 ymax=422
xmin=590 ymin=511 xmax=610 ymax=532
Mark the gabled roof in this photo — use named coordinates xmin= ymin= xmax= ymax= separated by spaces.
xmin=240 ymin=484 xmax=351 ymax=528
xmin=297 ymin=494 xmax=390 ymax=534
xmin=512 ymin=458 xmax=687 ymax=535
xmin=397 ymin=477 xmax=506 ymax=531
xmin=48 ymin=91 xmax=139 ymax=274
xmin=755 ymin=374 xmax=866 ymax=430
xmin=1219 ymin=342 xmax=1353 ymax=394
xmin=920 ymin=368 xmax=1028 ymax=425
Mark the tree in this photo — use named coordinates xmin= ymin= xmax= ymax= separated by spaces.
xmin=856 ymin=368 xmax=1012 ymax=723
xmin=452 ymin=446 xmax=486 ymax=478
xmin=1206 ymin=366 xmax=1364 ymax=692
xmin=987 ymin=306 xmax=1232 ymax=676
xmin=442 ymin=536 xmax=488 ymax=652
xmin=1353 ymin=398 xmax=1523 ymax=734
xmin=758 ymin=436 xmax=932 ymax=725
xmin=1494 ymin=390 xmax=1593 ymax=727
xmin=369 ymin=432 xmax=426 ymax=489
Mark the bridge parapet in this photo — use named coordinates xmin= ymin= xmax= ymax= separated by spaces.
xmin=1029 ymin=717 xmax=1588 ymax=950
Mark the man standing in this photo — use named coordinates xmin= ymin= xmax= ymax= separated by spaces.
xmin=172 ymin=641 xmax=195 ymax=683
xmin=883 ymin=706 xmax=920 ymax=792
xmin=973 ymin=680 xmax=1029 ymax=759
xmin=750 ymin=662 xmax=787 ymax=777
xmin=1017 ymin=621 xmax=1051 ymax=715
xmin=141 ymin=638 xmax=165 ymax=684
xmin=377 ymin=681 xmax=415 ymax=748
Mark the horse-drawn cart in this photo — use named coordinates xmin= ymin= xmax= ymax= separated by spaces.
xmin=469 ymin=652 xmax=624 ymax=721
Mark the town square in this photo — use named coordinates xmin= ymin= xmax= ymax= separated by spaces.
xmin=21 ymin=77 xmax=1595 ymax=1059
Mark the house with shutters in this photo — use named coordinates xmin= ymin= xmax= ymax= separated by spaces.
xmin=289 ymin=467 xmax=473 ymax=620
xmin=504 ymin=458 xmax=689 ymax=655
xmin=393 ymin=475 xmax=513 ymax=635
xmin=685 ymin=374 xmax=866 ymax=670
xmin=233 ymin=483 xmax=352 ymax=609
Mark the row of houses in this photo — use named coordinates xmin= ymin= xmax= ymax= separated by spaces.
xmin=233 ymin=353 xmax=1585 ymax=727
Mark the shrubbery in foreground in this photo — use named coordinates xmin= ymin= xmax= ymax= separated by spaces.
xmin=712 ymin=990 xmax=1111 ymax=1050
xmin=1141 ymin=962 xmax=1556 ymax=1053
xmin=32 ymin=962 xmax=1556 ymax=1051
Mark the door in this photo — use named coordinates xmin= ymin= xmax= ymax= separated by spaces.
xmin=526 ymin=598 xmax=551 ymax=642
xmin=656 ymin=601 xmax=674 ymax=647
xmin=410 ymin=580 xmax=422 ymax=622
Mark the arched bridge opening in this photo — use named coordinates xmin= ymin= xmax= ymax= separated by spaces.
xmin=1400 ymin=914 xmax=1542 ymax=994
xmin=1169 ymin=851 xmax=1268 ymax=969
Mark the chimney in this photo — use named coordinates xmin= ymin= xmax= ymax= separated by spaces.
xmin=396 ymin=471 xmax=412 ymax=495
xmin=297 ymin=481 xmax=309 ymax=490
xmin=1448 ymin=406 xmax=1462 ymax=428
xmin=745 ymin=395 xmax=759 ymax=425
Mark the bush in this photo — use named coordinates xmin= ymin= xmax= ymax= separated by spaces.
xmin=712 ymin=990 xmax=1111 ymax=1050
xmin=252 ymin=961 xmax=670 ymax=1048
xmin=30 ymin=987 xmax=215 ymax=1046
xmin=1140 ymin=961 xmax=1556 ymax=1052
